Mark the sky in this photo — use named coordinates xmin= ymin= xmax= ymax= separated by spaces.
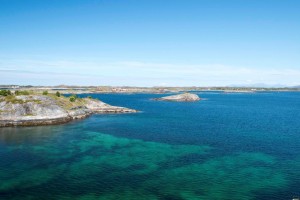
xmin=0 ymin=0 xmax=299 ymax=87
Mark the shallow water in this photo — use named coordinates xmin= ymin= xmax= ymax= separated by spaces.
xmin=0 ymin=92 xmax=300 ymax=200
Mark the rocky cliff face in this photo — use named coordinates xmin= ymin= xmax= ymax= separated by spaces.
xmin=154 ymin=93 xmax=200 ymax=102
xmin=0 ymin=95 xmax=137 ymax=127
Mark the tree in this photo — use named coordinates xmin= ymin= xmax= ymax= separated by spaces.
xmin=56 ymin=91 xmax=61 ymax=97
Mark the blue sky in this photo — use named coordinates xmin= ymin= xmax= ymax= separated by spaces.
xmin=0 ymin=0 xmax=299 ymax=86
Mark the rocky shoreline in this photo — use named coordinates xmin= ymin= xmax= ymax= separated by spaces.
xmin=0 ymin=95 xmax=137 ymax=127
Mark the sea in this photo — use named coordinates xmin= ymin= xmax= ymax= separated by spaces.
xmin=0 ymin=92 xmax=299 ymax=200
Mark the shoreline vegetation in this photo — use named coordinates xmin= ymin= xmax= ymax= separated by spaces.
xmin=0 ymin=90 xmax=137 ymax=127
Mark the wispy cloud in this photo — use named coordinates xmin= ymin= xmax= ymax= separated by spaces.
xmin=1 ymin=58 xmax=299 ymax=86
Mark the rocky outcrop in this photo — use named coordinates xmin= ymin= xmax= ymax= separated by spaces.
xmin=0 ymin=95 xmax=137 ymax=127
xmin=154 ymin=93 xmax=200 ymax=102
xmin=84 ymin=98 xmax=137 ymax=113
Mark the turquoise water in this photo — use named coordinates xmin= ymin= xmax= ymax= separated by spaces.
xmin=0 ymin=92 xmax=300 ymax=200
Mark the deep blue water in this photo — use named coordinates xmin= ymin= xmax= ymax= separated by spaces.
xmin=0 ymin=92 xmax=299 ymax=200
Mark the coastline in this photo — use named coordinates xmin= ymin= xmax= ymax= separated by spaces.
xmin=0 ymin=94 xmax=137 ymax=127
xmin=1 ymin=85 xmax=300 ymax=95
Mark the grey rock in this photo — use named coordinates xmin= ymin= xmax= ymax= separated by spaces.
xmin=154 ymin=93 xmax=200 ymax=102
xmin=84 ymin=98 xmax=137 ymax=113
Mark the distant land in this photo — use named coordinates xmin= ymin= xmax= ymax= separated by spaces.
xmin=0 ymin=85 xmax=299 ymax=94
xmin=228 ymin=83 xmax=294 ymax=88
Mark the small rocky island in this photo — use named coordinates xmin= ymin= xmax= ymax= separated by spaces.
xmin=154 ymin=92 xmax=200 ymax=102
xmin=0 ymin=92 xmax=137 ymax=127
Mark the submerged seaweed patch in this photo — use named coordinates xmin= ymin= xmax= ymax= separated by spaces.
xmin=0 ymin=130 xmax=289 ymax=200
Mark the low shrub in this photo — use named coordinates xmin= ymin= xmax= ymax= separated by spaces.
xmin=15 ymin=90 xmax=30 ymax=95
xmin=69 ymin=95 xmax=77 ymax=102
xmin=43 ymin=91 xmax=48 ymax=95
xmin=0 ymin=90 xmax=12 ymax=96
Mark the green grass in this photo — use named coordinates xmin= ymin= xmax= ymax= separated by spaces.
xmin=1 ymin=96 xmax=43 ymax=104
xmin=1 ymin=93 xmax=88 ymax=111
xmin=48 ymin=94 xmax=87 ymax=110
xmin=3 ymin=96 xmax=24 ymax=104
xmin=15 ymin=90 xmax=33 ymax=95
xmin=23 ymin=114 xmax=35 ymax=116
